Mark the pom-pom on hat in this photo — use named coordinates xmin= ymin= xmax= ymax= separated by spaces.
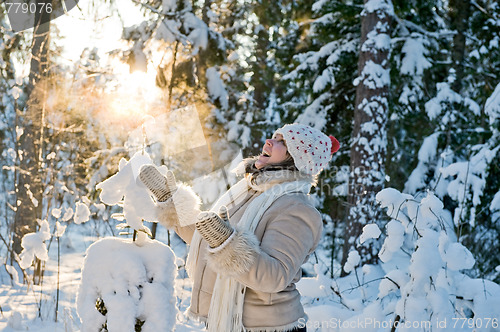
xmin=274 ymin=123 xmax=339 ymax=176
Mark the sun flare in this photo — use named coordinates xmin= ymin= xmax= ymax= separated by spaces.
xmin=107 ymin=61 xmax=163 ymax=120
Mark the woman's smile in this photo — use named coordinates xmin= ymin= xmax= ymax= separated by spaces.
xmin=255 ymin=133 xmax=288 ymax=169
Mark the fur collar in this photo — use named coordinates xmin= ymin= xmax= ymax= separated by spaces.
xmin=232 ymin=157 xmax=317 ymax=192
xmin=231 ymin=156 xmax=259 ymax=176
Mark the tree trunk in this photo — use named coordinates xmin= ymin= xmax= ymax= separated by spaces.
xmin=251 ymin=0 xmax=281 ymax=111
xmin=449 ymin=0 xmax=470 ymax=93
xmin=12 ymin=5 xmax=51 ymax=257
xmin=341 ymin=0 xmax=392 ymax=275
xmin=252 ymin=27 xmax=271 ymax=111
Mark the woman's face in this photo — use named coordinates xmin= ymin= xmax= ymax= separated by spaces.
xmin=255 ymin=133 xmax=288 ymax=169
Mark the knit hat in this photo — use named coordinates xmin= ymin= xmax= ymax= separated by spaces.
xmin=274 ymin=123 xmax=340 ymax=176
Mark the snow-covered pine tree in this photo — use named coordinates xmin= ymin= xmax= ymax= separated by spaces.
xmin=274 ymin=0 xmax=361 ymax=275
xmin=458 ymin=2 xmax=500 ymax=277
xmin=342 ymin=0 xmax=393 ymax=273
xmin=209 ymin=0 xmax=297 ymax=154
xmin=386 ymin=0 xmax=448 ymax=189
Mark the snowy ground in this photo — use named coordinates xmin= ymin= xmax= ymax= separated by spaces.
xmin=0 ymin=220 xmax=353 ymax=332
xmin=2 ymin=214 xmax=499 ymax=332
xmin=0 ymin=221 xmax=345 ymax=332
xmin=0 ymin=224 xmax=204 ymax=331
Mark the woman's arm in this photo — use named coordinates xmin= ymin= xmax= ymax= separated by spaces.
xmin=205 ymin=195 xmax=323 ymax=293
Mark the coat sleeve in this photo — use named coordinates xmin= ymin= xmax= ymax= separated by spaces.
xmin=205 ymin=195 xmax=323 ymax=293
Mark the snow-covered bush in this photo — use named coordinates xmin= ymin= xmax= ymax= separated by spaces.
xmin=77 ymin=149 xmax=179 ymax=332
xmin=76 ymin=237 xmax=177 ymax=332
xmin=334 ymin=188 xmax=500 ymax=331
xmin=352 ymin=188 xmax=500 ymax=331
xmin=18 ymin=220 xmax=52 ymax=269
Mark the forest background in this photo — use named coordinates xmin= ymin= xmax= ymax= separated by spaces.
xmin=0 ymin=0 xmax=499 ymax=330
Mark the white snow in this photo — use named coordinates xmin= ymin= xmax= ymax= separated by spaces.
xmin=55 ymin=222 xmax=67 ymax=238
xmin=96 ymin=151 xmax=157 ymax=232
xmin=76 ymin=237 xmax=177 ymax=332
xmin=182 ymin=13 xmax=209 ymax=55
xmin=491 ymin=191 xmax=500 ymax=221
xmin=343 ymin=250 xmax=361 ymax=273
xmin=404 ymin=133 xmax=440 ymax=193
xmin=425 ymin=82 xmax=464 ymax=120
xmin=353 ymin=60 xmax=390 ymax=90
xmin=440 ymin=145 xmax=500 ymax=226
xmin=161 ymin=0 xmax=177 ymax=13
xmin=400 ymin=34 xmax=432 ymax=76
xmin=18 ymin=220 xmax=52 ymax=269
xmin=363 ymin=0 xmax=394 ymax=16
xmin=359 ymin=224 xmax=381 ymax=244
xmin=62 ymin=207 xmax=74 ymax=222
xmin=296 ymin=94 xmax=329 ymax=129
xmin=74 ymin=202 xmax=91 ymax=225
xmin=313 ymin=68 xmax=335 ymax=93
xmin=374 ymin=188 xmax=500 ymax=331
xmin=206 ymin=67 xmax=229 ymax=110
xmin=441 ymin=241 xmax=475 ymax=271
xmin=2 ymin=185 xmax=500 ymax=332
xmin=378 ymin=220 xmax=405 ymax=262
xmin=155 ymin=19 xmax=181 ymax=43
xmin=485 ymin=82 xmax=500 ymax=128
xmin=51 ymin=207 xmax=62 ymax=219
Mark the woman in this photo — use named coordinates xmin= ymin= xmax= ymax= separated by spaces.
xmin=139 ymin=123 xmax=340 ymax=332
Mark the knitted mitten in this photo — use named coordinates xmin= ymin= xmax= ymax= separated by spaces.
xmin=196 ymin=206 xmax=234 ymax=248
xmin=139 ymin=165 xmax=177 ymax=202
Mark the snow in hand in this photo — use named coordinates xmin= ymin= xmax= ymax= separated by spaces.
xmin=77 ymin=237 xmax=177 ymax=332
xmin=96 ymin=151 xmax=157 ymax=240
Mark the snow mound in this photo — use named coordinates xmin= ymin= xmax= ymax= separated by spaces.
xmin=76 ymin=237 xmax=178 ymax=332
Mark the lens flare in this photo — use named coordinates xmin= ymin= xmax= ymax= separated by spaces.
xmin=108 ymin=61 xmax=162 ymax=120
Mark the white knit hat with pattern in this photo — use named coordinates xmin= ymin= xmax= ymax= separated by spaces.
xmin=274 ymin=123 xmax=340 ymax=176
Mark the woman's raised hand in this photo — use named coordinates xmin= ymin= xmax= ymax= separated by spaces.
xmin=139 ymin=165 xmax=178 ymax=202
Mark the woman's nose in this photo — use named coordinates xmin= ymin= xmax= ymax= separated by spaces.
xmin=265 ymin=139 xmax=273 ymax=146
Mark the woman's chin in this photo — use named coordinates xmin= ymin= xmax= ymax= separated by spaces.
xmin=255 ymin=158 xmax=267 ymax=169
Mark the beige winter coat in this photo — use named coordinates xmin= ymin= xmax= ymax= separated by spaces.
xmin=155 ymin=169 xmax=323 ymax=332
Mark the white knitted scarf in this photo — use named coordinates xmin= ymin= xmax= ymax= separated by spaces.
xmin=186 ymin=174 xmax=311 ymax=332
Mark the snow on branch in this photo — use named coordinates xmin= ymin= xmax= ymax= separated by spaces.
xmin=96 ymin=151 xmax=157 ymax=241
xmin=19 ymin=220 xmax=51 ymax=269
xmin=359 ymin=187 xmax=500 ymax=329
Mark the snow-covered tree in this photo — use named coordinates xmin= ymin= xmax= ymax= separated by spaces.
xmin=342 ymin=0 xmax=393 ymax=272
xmin=368 ymin=188 xmax=500 ymax=331
xmin=13 ymin=7 xmax=52 ymax=258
